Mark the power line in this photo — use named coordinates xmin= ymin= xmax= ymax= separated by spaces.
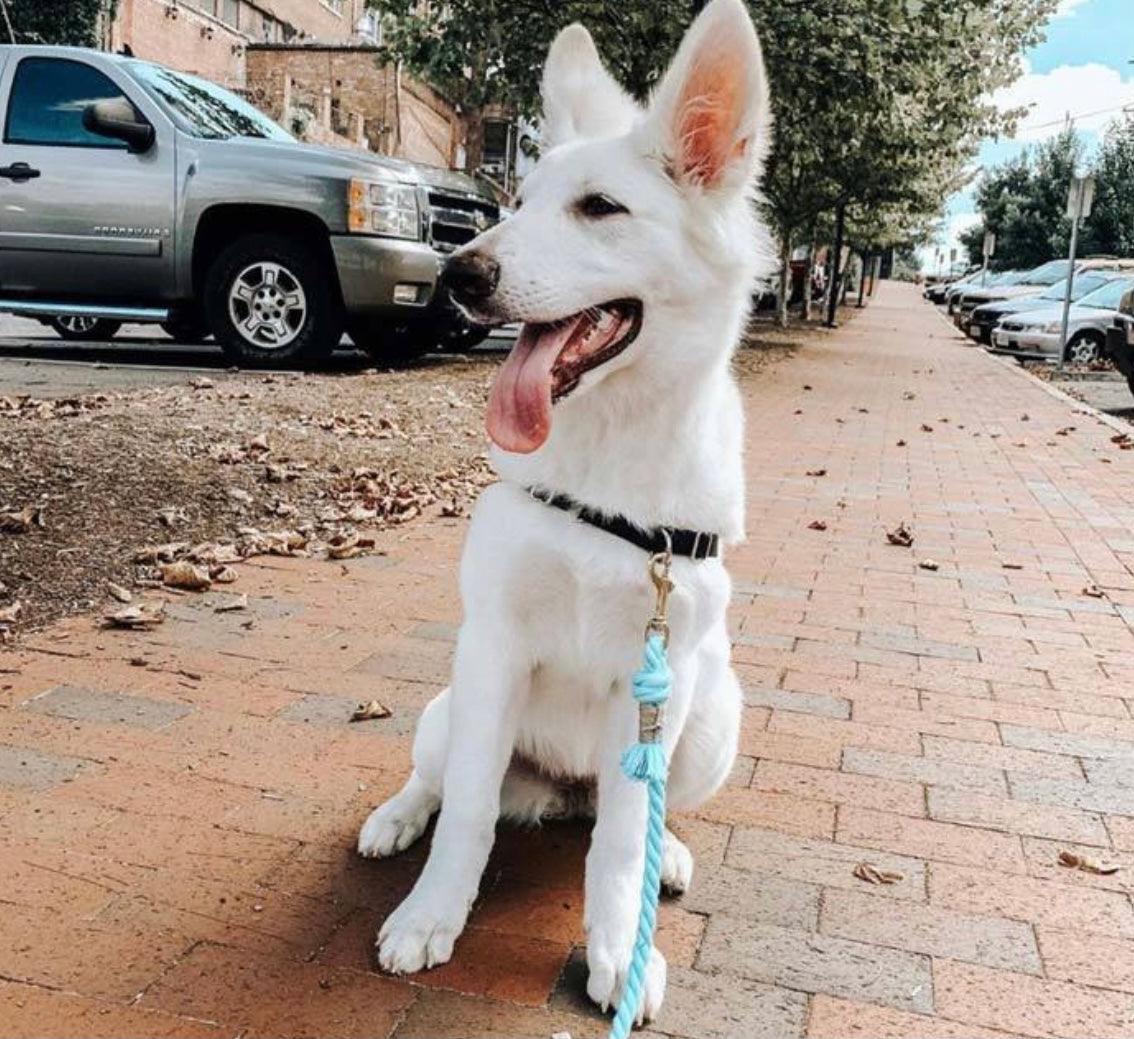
xmin=1016 ymin=100 xmax=1134 ymax=134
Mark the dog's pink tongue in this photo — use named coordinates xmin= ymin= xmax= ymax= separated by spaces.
xmin=487 ymin=318 xmax=581 ymax=453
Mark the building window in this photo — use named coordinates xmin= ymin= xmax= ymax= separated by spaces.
xmin=221 ymin=0 xmax=240 ymax=28
xmin=322 ymin=0 xmax=344 ymax=15
xmin=355 ymin=9 xmax=380 ymax=41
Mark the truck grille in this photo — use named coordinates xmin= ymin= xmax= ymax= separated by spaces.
xmin=427 ymin=191 xmax=500 ymax=254
xmin=1000 ymin=320 xmax=1026 ymax=332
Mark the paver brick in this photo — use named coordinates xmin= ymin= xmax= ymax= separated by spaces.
xmin=806 ymin=994 xmax=1032 ymax=1039
xmin=737 ymin=728 xmax=842 ymax=768
xmin=652 ymin=964 xmax=808 ymax=1039
xmin=1036 ymin=928 xmax=1134 ymax=993
xmin=753 ymin=759 xmax=926 ymax=816
xmin=930 ymin=861 xmax=1134 ymax=937
xmin=726 ymin=826 xmax=927 ymax=901
xmin=838 ymin=806 xmax=1026 ymax=872
xmin=934 ymin=959 xmax=1134 ymax=1039
xmin=693 ymin=785 xmax=835 ymax=838
xmin=0 ymin=743 xmax=88 ymax=790
xmin=742 ymin=684 xmax=850 ymax=719
xmin=1001 ymin=723 xmax=1134 ymax=761
xmin=697 ymin=918 xmax=934 ymax=1013
xmin=922 ymin=735 xmax=1084 ymax=780
xmin=1009 ymin=774 xmax=1134 ymax=817
xmin=927 ymin=786 xmax=1110 ymax=845
xmin=820 ymin=888 xmax=1041 ymax=973
xmin=843 ymin=746 xmax=1008 ymax=795
xmin=681 ymin=863 xmax=819 ymax=929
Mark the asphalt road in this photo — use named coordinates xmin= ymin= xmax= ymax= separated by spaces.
xmin=0 ymin=314 xmax=513 ymax=398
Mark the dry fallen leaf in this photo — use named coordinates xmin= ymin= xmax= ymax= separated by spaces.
xmin=1055 ymin=426 xmax=1075 ymax=437
xmin=806 ymin=468 xmax=828 ymax=477
xmin=885 ymin=522 xmax=914 ymax=548
xmin=1058 ymin=850 xmax=1119 ymax=875
xmin=190 ymin=376 xmax=215 ymax=390
xmin=1001 ymin=562 xmax=1024 ymax=570
xmin=1082 ymin=584 xmax=1106 ymax=599
xmin=0 ymin=504 xmax=45 ymax=534
xmin=160 ymin=561 xmax=212 ymax=591
xmin=104 ymin=604 xmax=165 ymax=629
xmin=853 ymin=862 xmax=904 ymax=885
xmin=920 ymin=423 xmax=934 ymax=433
xmin=807 ymin=520 xmax=828 ymax=531
xmin=248 ymin=432 xmax=270 ymax=452
xmin=107 ymin=582 xmax=133 ymax=604
xmin=918 ymin=559 xmax=939 ymax=572
xmin=896 ymin=439 xmax=908 ymax=447
xmin=215 ymin=593 xmax=248 ymax=613
xmin=0 ymin=601 xmax=23 ymax=625
xmin=350 ymin=700 xmax=392 ymax=722
xmin=902 ymin=391 xmax=916 ymax=400
xmin=210 ymin=565 xmax=239 ymax=584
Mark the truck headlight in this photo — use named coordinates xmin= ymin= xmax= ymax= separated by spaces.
xmin=348 ymin=179 xmax=419 ymax=239
xmin=1039 ymin=320 xmax=1065 ymax=334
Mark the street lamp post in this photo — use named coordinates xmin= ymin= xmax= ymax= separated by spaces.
xmin=1057 ymin=174 xmax=1095 ymax=374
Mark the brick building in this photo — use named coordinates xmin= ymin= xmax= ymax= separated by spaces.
xmin=108 ymin=0 xmax=378 ymax=89
xmin=244 ymin=44 xmax=463 ymax=166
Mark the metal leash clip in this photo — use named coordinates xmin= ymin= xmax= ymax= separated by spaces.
xmin=646 ymin=530 xmax=674 ymax=642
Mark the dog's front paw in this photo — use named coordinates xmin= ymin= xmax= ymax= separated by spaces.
xmin=358 ymin=798 xmax=433 ymax=859
xmin=377 ymin=891 xmax=467 ymax=974
xmin=586 ymin=940 xmax=667 ymax=1024
xmin=661 ymin=829 xmax=694 ymax=894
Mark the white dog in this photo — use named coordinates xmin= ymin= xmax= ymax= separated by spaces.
xmin=358 ymin=0 xmax=772 ymax=1021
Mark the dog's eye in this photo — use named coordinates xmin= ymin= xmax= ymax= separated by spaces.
xmin=576 ymin=193 xmax=629 ymax=219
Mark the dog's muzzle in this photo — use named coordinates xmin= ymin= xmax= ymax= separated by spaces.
xmin=440 ymin=250 xmax=500 ymax=308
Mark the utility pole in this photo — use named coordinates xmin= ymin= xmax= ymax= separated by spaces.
xmin=0 ymin=0 xmax=15 ymax=45
xmin=1057 ymin=173 xmax=1095 ymax=373
xmin=981 ymin=232 xmax=995 ymax=286
xmin=825 ymin=198 xmax=847 ymax=328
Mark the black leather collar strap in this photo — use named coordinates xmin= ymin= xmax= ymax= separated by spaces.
xmin=528 ymin=487 xmax=721 ymax=561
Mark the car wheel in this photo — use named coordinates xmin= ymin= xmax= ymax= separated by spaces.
xmin=205 ymin=234 xmax=342 ymax=368
xmin=48 ymin=316 xmax=122 ymax=341
xmin=1066 ymin=332 xmax=1104 ymax=366
xmin=348 ymin=318 xmax=435 ymax=365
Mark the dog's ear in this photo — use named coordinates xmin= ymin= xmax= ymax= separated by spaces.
xmin=642 ymin=0 xmax=770 ymax=193
xmin=541 ymin=24 xmax=638 ymax=149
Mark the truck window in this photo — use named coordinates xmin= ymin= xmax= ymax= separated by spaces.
xmin=5 ymin=57 xmax=131 ymax=148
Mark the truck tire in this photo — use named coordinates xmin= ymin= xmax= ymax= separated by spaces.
xmin=1065 ymin=331 xmax=1104 ymax=366
xmin=204 ymin=234 xmax=342 ymax=368
xmin=49 ymin=316 xmax=122 ymax=342
xmin=348 ymin=318 xmax=434 ymax=365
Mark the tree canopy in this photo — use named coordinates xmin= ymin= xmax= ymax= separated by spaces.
xmin=3 ymin=0 xmax=116 ymax=47
xmin=960 ymin=115 xmax=1134 ymax=271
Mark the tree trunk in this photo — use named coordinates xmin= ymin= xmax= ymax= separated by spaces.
xmin=776 ymin=234 xmax=792 ymax=328
xmin=801 ymin=237 xmax=816 ymax=322
xmin=825 ymin=200 xmax=847 ymax=329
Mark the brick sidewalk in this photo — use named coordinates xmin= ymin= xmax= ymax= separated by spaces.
xmin=3 ymin=281 xmax=1134 ymax=1038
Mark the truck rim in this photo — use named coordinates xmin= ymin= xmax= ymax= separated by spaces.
xmin=228 ymin=261 xmax=307 ymax=350
xmin=56 ymin=316 xmax=100 ymax=334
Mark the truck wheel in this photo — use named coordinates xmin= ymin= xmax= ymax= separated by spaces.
xmin=49 ymin=316 xmax=122 ymax=341
xmin=205 ymin=234 xmax=342 ymax=368
xmin=347 ymin=318 xmax=434 ymax=365
xmin=440 ymin=322 xmax=492 ymax=353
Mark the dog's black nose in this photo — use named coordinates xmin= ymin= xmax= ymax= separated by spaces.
xmin=441 ymin=251 xmax=500 ymax=306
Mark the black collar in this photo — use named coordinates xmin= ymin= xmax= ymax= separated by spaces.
xmin=528 ymin=487 xmax=721 ymax=561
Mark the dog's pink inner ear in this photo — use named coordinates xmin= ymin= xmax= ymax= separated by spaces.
xmin=674 ymin=57 xmax=746 ymax=187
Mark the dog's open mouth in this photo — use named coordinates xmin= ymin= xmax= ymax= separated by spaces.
xmin=487 ymin=299 xmax=643 ymax=454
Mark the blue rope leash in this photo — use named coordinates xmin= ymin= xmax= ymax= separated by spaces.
xmin=609 ymin=630 xmax=672 ymax=1039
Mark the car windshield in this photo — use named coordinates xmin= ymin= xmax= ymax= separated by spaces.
xmin=1020 ymin=260 xmax=1071 ymax=286
xmin=1040 ymin=273 xmax=1112 ymax=302
xmin=127 ymin=62 xmax=293 ymax=142
xmin=1076 ymin=277 xmax=1134 ymax=311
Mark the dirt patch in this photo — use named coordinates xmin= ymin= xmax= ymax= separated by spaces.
xmin=1 ymin=330 xmax=796 ymax=638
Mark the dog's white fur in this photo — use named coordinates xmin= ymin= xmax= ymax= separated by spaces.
xmin=358 ymin=0 xmax=773 ymax=1021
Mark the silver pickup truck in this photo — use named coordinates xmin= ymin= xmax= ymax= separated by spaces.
xmin=0 ymin=45 xmax=500 ymax=365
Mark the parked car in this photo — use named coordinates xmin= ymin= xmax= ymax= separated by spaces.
xmin=990 ymin=275 xmax=1134 ymax=363
xmin=924 ymin=270 xmax=978 ymax=305
xmin=966 ymin=270 xmax=1131 ymax=345
xmin=945 ymin=270 xmax=1024 ymax=315
xmin=951 ymin=261 xmax=1071 ymax=327
xmin=0 ymin=46 xmax=501 ymax=366
xmin=1103 ymin=287 xmax=1134 ymax=395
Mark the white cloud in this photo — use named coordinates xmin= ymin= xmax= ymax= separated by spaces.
xmin=995 ymin=61 xmax=1134 ymax=141
xmin=1054 ymin=0 xmax=1092 ymax=16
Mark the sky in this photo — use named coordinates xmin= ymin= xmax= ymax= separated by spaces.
xmin=928 ymin=0 xmax=1134 ymax=271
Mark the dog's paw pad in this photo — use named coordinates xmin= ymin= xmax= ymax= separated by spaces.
xmin=661 ymin=830 xmax=694 ymax=894
xmin=357 ymin=802 xmax=432 ymax=859
xmin=376 ymin=896 xmax=463 ymax=974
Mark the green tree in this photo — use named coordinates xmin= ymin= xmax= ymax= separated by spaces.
xmin=1087 ymin=112 xmax=1134 ymax=259
xmin=4 ymin=0 xmax=116 ymax=47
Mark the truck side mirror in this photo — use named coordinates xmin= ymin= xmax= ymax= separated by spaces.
xmin=83 ymin=97 xmax=155 ymax=154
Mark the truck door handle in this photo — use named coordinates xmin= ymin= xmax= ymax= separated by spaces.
xmin=0 ymin=163 xmax=41 ymax=181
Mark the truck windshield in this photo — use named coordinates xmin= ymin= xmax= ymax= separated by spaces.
xmin=127 ymin=62 xmax=293 ymax=142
